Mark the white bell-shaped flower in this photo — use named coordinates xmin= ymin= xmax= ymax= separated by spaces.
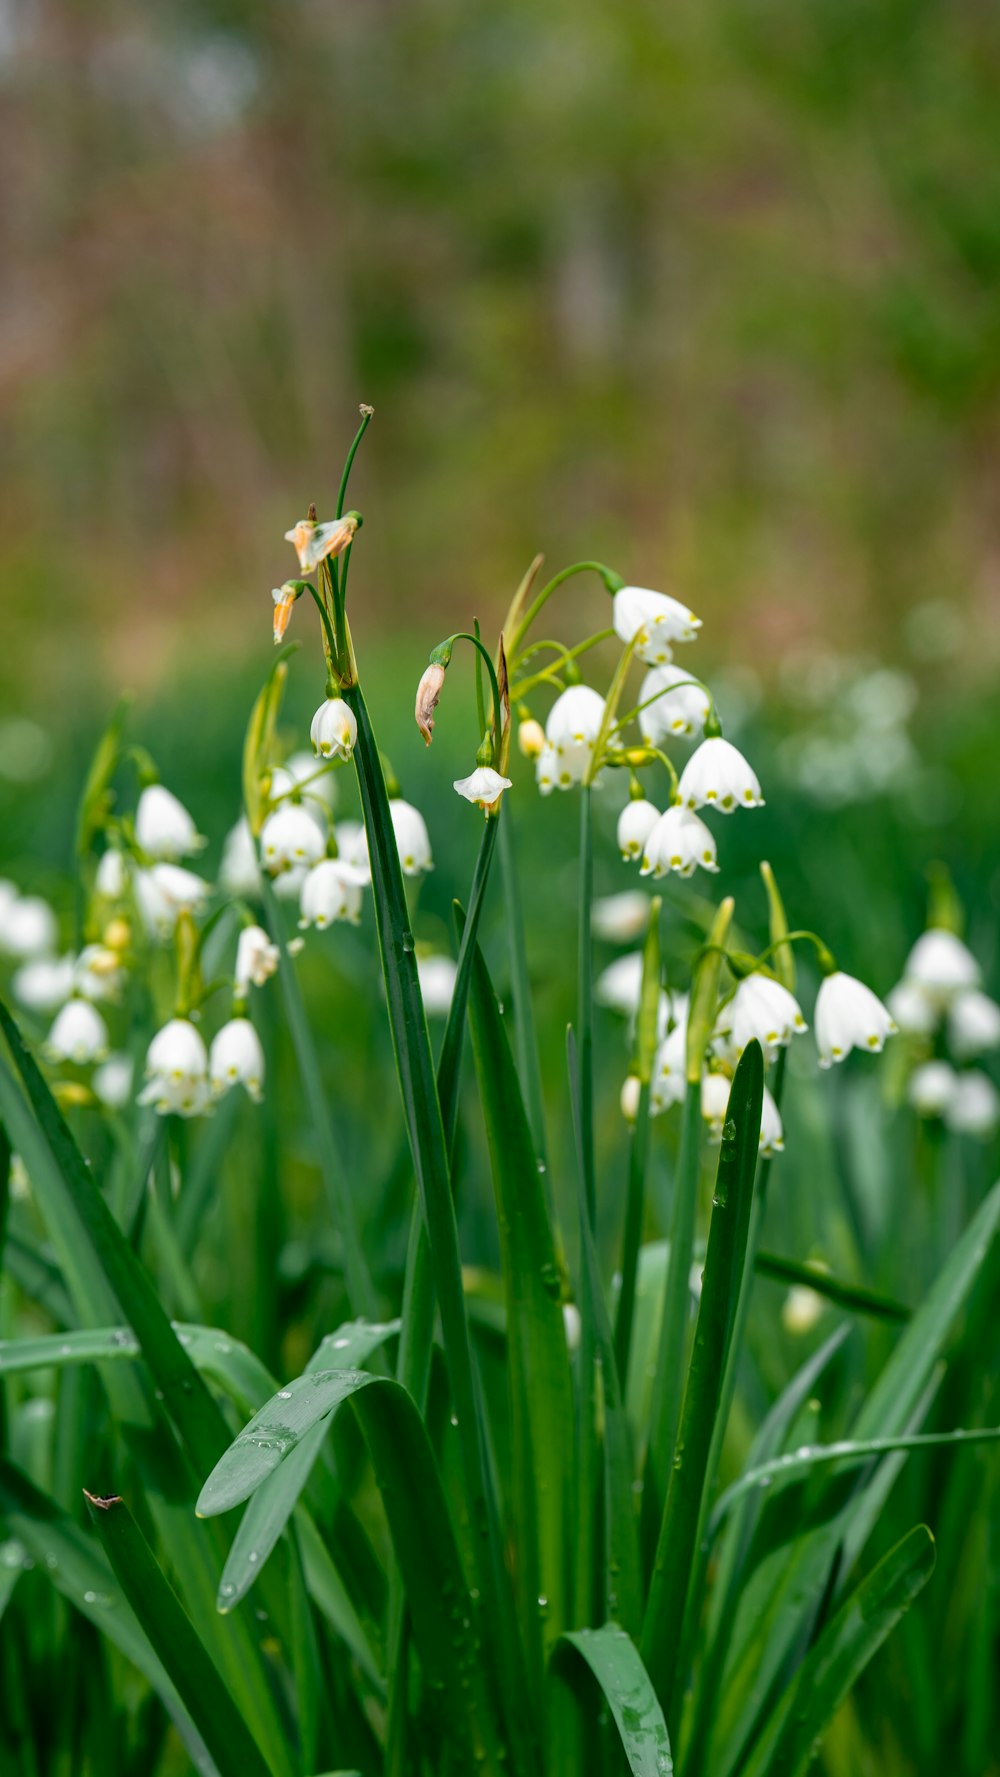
xmin=759 ymin=1085 xmax=785 ymax=1156
xmin=885 ymin=979 xmax=937 ymax=1038
xmin=268 ymin=767 xmax=329 ymax=836
xmin=947 ymin=990 xmax=1000 ymax=1059
xmin=640 ymin=805 xmax=718 ymax=879
xmin=95 ymin=849 xmax=127 ymax=899
xmin=453 ymin=767 xmax=512 ymax=812
xmin=92 ymin=1053 xmax=134 ymax=1110
xmin=299 ymin=859 xmax=364 ymax=929
xmin=46 ymin=999 xmax=108 ymax=1065
xmin=210 ymin=1017 xmax=265 ymax=1101
xmin=1 ymin=895 xmax=58 ymax=959
xmin=310 ymin=698 xmax=358 ymax=762
xmin=134 ymin=865 xmax=211 ymax=940
xmin=235 ymin=925 xmax=280 ymax=991
xmin=815 ymin=971 xmax=896 ymax=1067
xmin=273 ymin=864 xmax=308 ymax=903
xmin=651 ymin=1023 xmax=688 ymax=1115
xmin=612 ymin=586 xmax=701 ymax=664
xmin=285 ymin=750 xmax=338 ymax=808
xmin=418 ymin=954 xmax=458 ymax=1016
xmin=700 ymin=1072 xmax=732 ymax=1140
xmin=714 ymin=974 xmax=807 ymax=1063
xmin=595 ymin=952 xmax=644 ymax=1016
xmin=219 ymin=818 xmax=261 ymax=898
xmin=591 ymin=891 xmax=651 ymax=943
xmin=638 ymin=665 xmax=711 ymax=742
xmin=138 ymin=1018 xmax=211 ymax=1118
xmin=908 ymin=1060 xmax=957 ymax=1118
xmin=12 ymin=955 xmax=75 ymax=1013
xmin=617 ymin=798 xmax=660 ymax=861
xmin=563 ymin=1302 xmax=582 ymax=1352
xmin=535 ymin=742 xmax=559 ymax=796
xmin=390 ymin=800 xmax=433 ymax=875
xmin=546 ymin=685 xmax=606 ymax=751
xmin=135 ymin=785 xmax=205 ymax=861
xmin=903 ymin=929 xmax=980 ymax=1006
xmin=260 ymin=805 xmax=327 ymax=874
xmin=677 ymin=737 xmax=763 ymax=814
xmin=334 ymin=820 xmax=371 ymax=883
xmin=74 ymin=944 xmax=125 ymax=1004
xmin=620 ymin=1074 xmax=642 ymax=1122
xmin=944 ymin=1070 xmax=1000 ymax=1138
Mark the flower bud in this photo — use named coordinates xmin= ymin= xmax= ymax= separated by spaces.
xmin=518 ymin=718 xmax=546 ymax=759
xmin=272 ymin=582 xmax=303 ymax=645
xmin=415 ymin=662 xmax=447 ymax=746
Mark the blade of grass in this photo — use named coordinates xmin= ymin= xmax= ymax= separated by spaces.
xmin=754 ymin=1251 xmax=910 ymax=1323
xmin=497 ymin=804 xmax=549 ymax=1170
xmin=84 ymin=1491 xmax=275 ymax=1777
xmin=641 ymin=1041 xmax=764 ymax=1724
xmin=549 ymin=1624 xmax=673 ymax=1777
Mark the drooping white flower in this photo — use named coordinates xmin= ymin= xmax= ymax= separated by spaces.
xmin=235 ymin=925 xmax=280 ymax=991
xmin=272 ymin=864 xmax=308 ymax=903
xmin=612 ymin=585 xmax=701 ymax=664
xmin=535 ymin=742 xmax=560 ymax=796
xmin=93 ymin=1052 xmax=134 ymax=1110
xmin=135 ymin=785 xmax=205 ymax=861
xmin=149 ymin=864 xmax=211 ymax=926
xmin=12 ymin=955 xmax=75 ymax=1013
xmin=260 ymin=805 xmax=327 ymax=874
xmin=453 ymin=767 xmax=512 ymax=812
xmin=886 ymin=979 xmax=938 ymax=1038
xmin=592 ymin=891 xmax=651 ymax=943
xmin=418 ymin=954 xmax=458 ymax=1016
xmin=944 ymin=1070 xmax=1000 ymax=1138
xmin=651 ymin=1023 xmax=688 ymax=1115
xmin=138 ymin=1018 xmax=211 ymax=1118
xmin=310 ymin=698 xmax=358 ymax=762
xmin=617 ymin=798 xmax=660 ymax=861
xmin=908 ymin=1060 xmax=957 ymax=1118
xmin=286 ymin=750 xmax=338 ymax=809
xmin=210 ymin=1018 xmax=265 ymax=1101
xmin=390 ymin=800 xmax=433 ymax=875
xmin=518 ymin=718 xmax=546 ymax=759
xmin=1 ymin=896 xmax=58 ymax=959
xmin=334 ymin=820 xmax=371 ymax=883
xmin=903 ymin=929 xmax=980 ymax=1007
xmin=638 ymin=665 xmax=711 ymax=742
xmin=595 ymin=952 xmax=645 ymax=1016
xmin=546 ymin=685 xmax=607 ymax=751
xmin=640 ymin=805 xmax=718 ymax=879
xmin=95 ymin=849 xmax=127 ymax=899
xmin=299 ymin=859 xmax=364 ymax=929
xmin=72 ymin=944 xmax=125 ymax=1003
xmin=759 ymin=1085 xmax=785 ymax=1156
xmin=947 ymin=990 xmax=1000 ymax=1060
xmin=714 ymin=974 xmax=807 ymax=1064
xmin=219 ymin=818 xmax=261 ymax=898
xmin=701 ymin=1072 xmax=732 ymax=1140
xmin=815 ymin=972 xmax=896 ymax=1067
xmin=284 ymin=513 xmax=358 ymax=574
xmin=46 ymin=1000 xmax=108 ymax=1065
xmin=677 ymin=737 xmax=763 ymax=814
xmin=268 ymin=768 xmax=329 ymax=839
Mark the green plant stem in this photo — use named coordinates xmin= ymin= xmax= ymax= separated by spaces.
xmin=498 ymin=809 xmax=549 ymax=1171
xmin=641 ymin=1077 xmax=701 ymax=1568
xmin=509 ymin=560 xmax=615 ymax=661
xmin=345 ymin=682 xmax=535 ymax=1777
xmin=577 ymin=784 xmax=596 ymax=1231
xmin=259 ymin=874 xmax=379 ymax=1323
xmin=614 ymin=1078 xmax=652 ymax=1389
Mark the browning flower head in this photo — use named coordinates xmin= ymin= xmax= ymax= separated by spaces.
xmin=272 ymin=583 xmax=302 ymax=645
xmin=284 ymin=513 xmax=360 ymax=576
xmin=415 ymin=661 xmax=447 ymax=746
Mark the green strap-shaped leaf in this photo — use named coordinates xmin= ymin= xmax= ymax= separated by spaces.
xmin=642 ymin=1040 xmax=764 ymax=1723
xmin=465 ymin=921 xmax=575 ymax=1675
xmin=199 ymin=1368 xmax=507 ymax=1775
xmin=216 ymin=1319 xmax=399 ymax=1614
xmin=85 ymin=1492 xmax=274 ymax=1777
xmin=0 ymin=1322 xmax=278 ymax=1416
xmin=743 ymin=1526 xmax=935 ymax=1777
xmin=753 ymin=1251 xmax=910 ymax=1323
xmin=0 ymin=1460 xmax=217 ymax=1777
xmin=550 ymin=1625 xmax=673 ymax=1777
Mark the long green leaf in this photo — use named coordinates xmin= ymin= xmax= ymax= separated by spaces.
xmin=0 ymin=1460 xmax=216 ymax=1777
xmin=641 ymin=1041 xmax=764 ymax=1723
xmin=85 ymin=1491 xmax=274 ymax=1777
xmin=200 ymin=1367 xmax=507 ymax=1775
xmin=754 ymin=1251 xmax=910 ymax=1323
xmin=0 ymin=1321 xmax=278 ymax=1415
xmin=465 ymin=918 xmax=575 ymax=1677
xmin=742 ymin=1526 xmax=935 ymax=1777
xmin=550 ymin=1625 xmax=674 ymax=1777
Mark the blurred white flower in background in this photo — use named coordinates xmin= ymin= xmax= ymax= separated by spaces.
xmin=815 ymin=972 xmax=896 ymax=1067
xmin=93 ymin=1053 xmax=134 ymax=1111
xmin=390 ymin=800 xmax=433 ymax=876
xmin=12 ymin=955 xmax=75 ymax=1013
xmin=1 ymin=895 xmax=58 ymax=959
xmin=417 ymin=954 xmax=458 ymax=1016
xmin=591 ymin=891 xmax=651 ymax=943
xmin=945 ymin=1071 xmax=999 ymax=1139
xmin=637 ymin=664 xmax=711 ymax=742
xmin=948 ymin=990 xmax=1000 ymax=1059
xmin=903 ymin=930 xmax=980 ymax=1007
xmin=260 ymin=805 xmax=327 ymax=874
xmin=219 ymin=818 xmax=260 ymax=897
xmin=640 ymin=806 xmax=718 ymax=879
xmin=135 ymin=785 xmax=205 ymax=861
xmin=299 ymin=859 xmax=365 ymax=929
xmin=210 ymin=1018 xmax=265 ymax=1101
xmin=46 ymin=1000 xmax=108 ymax=1065
xmin=138 ymin=1019 xmax=211 ymax=1118
xmin=235 ymin=925 xmax=279 ymax=991
xmin=677 ymin=738 xmax=763 ymax=813
xmin=617 ymin=798 xmax=660 ymax=860
xmin=908 ymin=1061 xmax=958 ymax=1118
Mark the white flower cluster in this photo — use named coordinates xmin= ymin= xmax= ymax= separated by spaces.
xmin=888 ymin=929 xmax=1000 ymax=1139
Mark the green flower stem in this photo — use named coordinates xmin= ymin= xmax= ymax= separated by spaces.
xmin=577 ymin=785 xmax=597 ymax=1231
xmin=608 ymin=672 xmax=716 ymax=743
xmin=336 ymin=408 xmax=373 ymax=520
xmin=344 ymin=681 xmax=535 ymax=1777
xmin=259 ymin=874 xmax=379 ymax=1324
xmin=439 ymin=631 xmax=505 ymax=760
xmin=641 ymin=1077 xmax=702 ymax=1568
xmin=508 ymin=629 xmax=616 ymax=703
xmin=498 ymin=809 xmax=550 ymax=1174
xmin=509 ymin=561 xmax=618 ymax=663
xmin=614 ymin=1077 xmax=651 ymax=1389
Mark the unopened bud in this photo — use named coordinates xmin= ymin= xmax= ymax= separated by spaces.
xmin=103 ymin=918 xmax=132 ymax=953
xmin=272 ymin=582 xmax=303 ymax=645
xmin=518 ymin=717 xmax=545 ymax=759
xmin=415 ymin=662 xmax=447 ymax=746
